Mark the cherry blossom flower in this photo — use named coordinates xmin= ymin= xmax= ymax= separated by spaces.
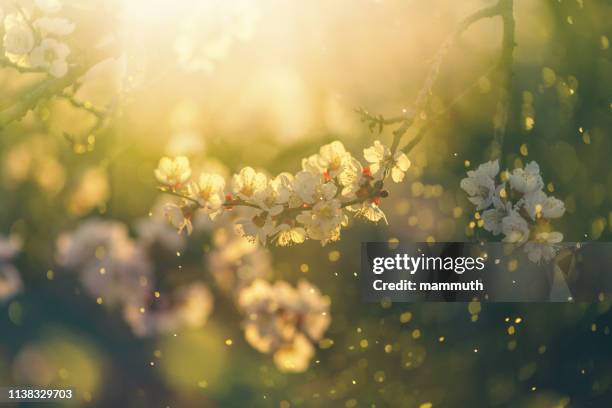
xmin=155 ymin=139 xmax=410 ymax=246
xmin=508 ymin=161 xmax=544 ymax=194
xmin=460 ymin=160 xmax=499 ymax=210
xmin=296 ymin=198 xmax=347 ymax=245
xmin=56 ymin=220 xmax=153 ymax=307
xmin=33 ymin=16 xmax=75 ymax=36
xmin=317 ymin=141 xmax=354 ymax=177
xmin=28 ymin=38 xmax=71 ymax=78
xmin=501 ymin=210 xmax=530 ymax=244
xmin=524 ymin=231 xmax=564 ymax=263
xmin=207 ymin=224 xmax=272 ymax=294
xmin=35 ymin=0 xmax=62 ymax=14
xmin=232 ymin=166 xmax=267 ymax=201
xmin=271 ymin=224 xmax=307 ymax=247
xmin=155 ymin=156 xmax=192 ymax=188
xmin=462 ymin=160 xmax=566 ymax=263
xmin=163 ymin=203 xmax=193 ymax=235
xmin=124 ymin=283 xmax=213 ymax=337
xmin=238 ymin=279 xmax=330 ymax=372
xmin=523 ymin=190 xmax=565 ymax=220
xmin=188 ymin=172 xmax=226 ymax=218
xmin=363 ymin=140 xmax=411 ymax=182
xmin=0 ymin=234 xmax=22 ymax=303
xmin=3 ymin=13 xmax=35 ymax=61
xmin=253 ymin=173 xmax=292 ymax=215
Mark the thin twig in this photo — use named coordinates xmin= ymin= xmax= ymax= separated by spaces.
xmin=491 ymin=0 xmax=515 ymax=159
xmin=389 ymin=0 xmax=507 ymax=152
xmin=0 ymin=45 xmax=117 ymax=129
xmin=400 ymin=64 xmax=498 ymax=154
xmin=58 ymin=93 xmax=106 ymax=119
xmin=0 ymin=57 xmax=46 ymax=74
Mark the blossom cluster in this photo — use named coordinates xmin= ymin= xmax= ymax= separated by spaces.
xmin=461 ymin=160 xmax=566 ymax=263
xmin=0 ymin=234 xmax=23 ymax=303
xmin=238 ymin=279 xmax=331 ymax=373
xmin=203 ymin=209 xmax=330 ymax=372
xmin=1 ymin=0 xmax=74 ymax=77
xmin=155 ymin=140 xmax=411 ymax=246
xmin=55 ymin=217 xmax=213 ymax=337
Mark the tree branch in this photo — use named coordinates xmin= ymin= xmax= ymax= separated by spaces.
xmin=359 ymin=1 xmax=506 ymax=155
xmin=0 ymin=46 xmax=117 ymax=129
xmin=490 ymin=0 xmax=516 ymax=159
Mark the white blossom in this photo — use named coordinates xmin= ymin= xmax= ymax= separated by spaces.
xmin=501 ymin=210 xmax=530 ymax=244
xmin=292 ymin=170 xmax=336 ymax=205
xmin=3 ymin=13 xmax=35 ymax=60
xmin=28 ymin=38 xmax=71 ymax=78
xmin=238 ymin=279 xmax=330 ymax=373
xmin=253 ymin=173 xmax=292 ymax=215
xmin=508 ymin=161 xmax=544 ymax=194
xmin=163 ymin=203 xmax=193 ymax=235
xmin=317 ymin=141 xmax=354 ymax=177
xmin=56 ymin=220 xmax=153 ymax=307
xmin=347 ymin=200 xmax=387 ymax=223
xmin=0 ymin=234 xmax=22 ymax=303
xmin=188 ymin=172 xmax=226 ymax=218
xmin=272 ymin=224 xmax=307 ymax=247
xmin=460 ymin=160 xmax=499 ymax=210
xmin=238 ymin=208 xmax=276 ymax=245
xmin=363 ymin=140 xmax=411 ymax=182
xmin=33 ymin=16 xmax=75 ymax=36
xmin=524 ymin=231 xmax=563 ymax=263
xmin=232 ymin=166 xmax=267 ymax=201
xmin=154 ymin=156 xmax=192 ymax=187
xmin=35 ymin=0 xmax=62 ymax=14
xmin=296 ymin=198 xmax=347 ymax=245
xmin=523 ymin=190 xmax=565 ymax=220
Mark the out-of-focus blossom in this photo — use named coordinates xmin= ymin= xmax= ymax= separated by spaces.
xmin=28 ymin=38 xmax=71 ymax=78
xmin=155 ymin=156 xmax=192 ymax=188
xmin=165 ymin=131 xmax=205 ymax=156
xmin=173 ymin=0 xmax=259 ymax=73
xmin=207 ymin=224 xmax=272 ymax=294
xmin=363 ymin=140 xmax=411 ymax=182
xmin=3 ymin=13 xmax=35 ymax=62
xmin=524 ymin=231 xmax=564 ymax=263
xmin=35 ymin=0 xmax=62 ymax=14
xmin=238 ymin=279 xmax=330 ymax=373
xmin=163 ymin=203 xmax=193 ymax=235
xmin=56 ymin=220 xmax=153 ymax=307
xmin=124 ymin=283 xmax=213 ymax=337
xmin=33 ymin=16 xmax=75 ymax=36
xmin=135 ymin=216 xmax=186 ymax=254
xmin=0 ymin=234 xmax=22 ymax=303
xmin=67 ymin=167 xmax=109 ymax=216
